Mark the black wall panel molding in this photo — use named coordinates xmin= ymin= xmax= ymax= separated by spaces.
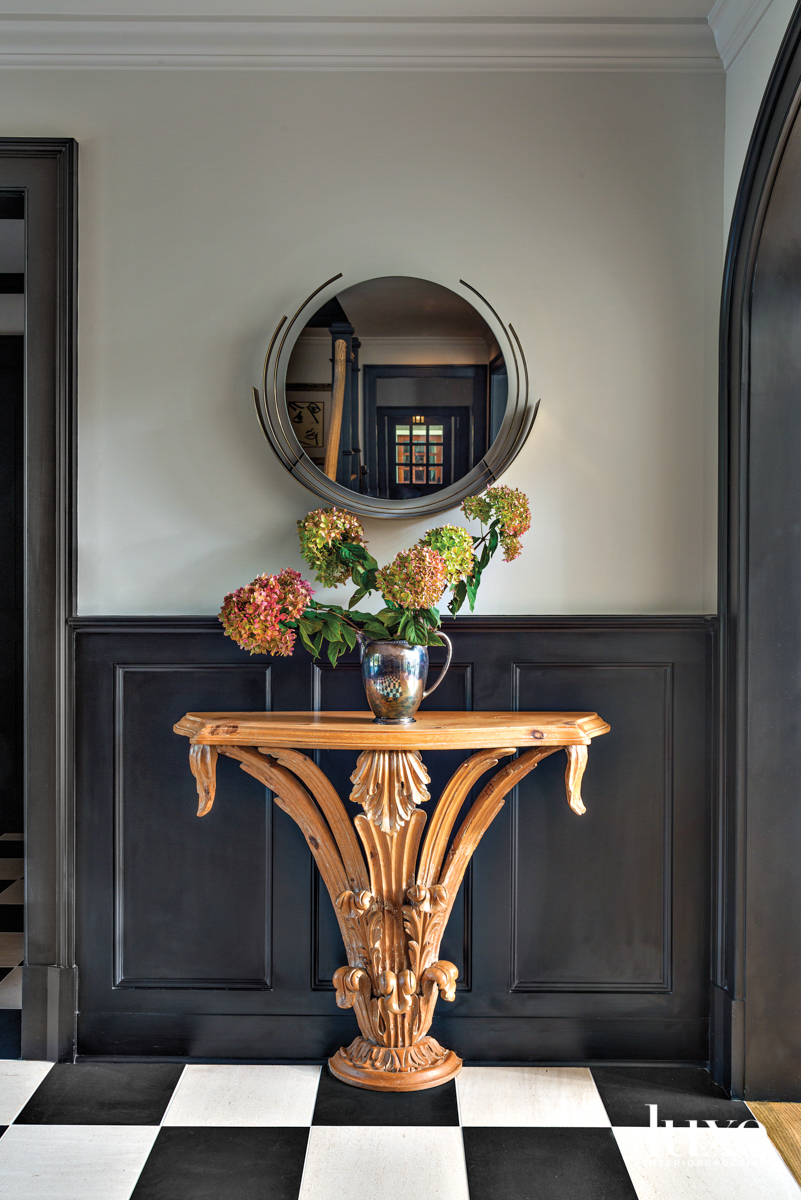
xmin=718 ymin=0 xmax=801 ymax=1100
xmin=112 ymin=664 xmax=273 ymax=990
xmin=509 ymin=663 xmax=673 ymax=994
xmin=0 ymin=139 xmax=78 ymax=1062
xmin=72 ymin=614 xmax=714 ymax=1063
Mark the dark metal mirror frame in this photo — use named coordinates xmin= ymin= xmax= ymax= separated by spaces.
xmin=253 ymin=272 xmax=538 ymax=519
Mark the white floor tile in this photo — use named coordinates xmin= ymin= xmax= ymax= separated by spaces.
xmin=456 ymin=1066 xmax=611 ymax=1127
xmin=0 ymin=966 xmax=22 ymax=1009
xmin=0 ymin=1126 xmax=159 ymax=1200
xmin=300 ymin=1126 xmax=469 ymax=1200
xmin=0 ymin=860 xmax=24 ymax=880
xmin=0 ymin=879 xmax=23 ymax=904
xmin=614 ymin=1125 xmax=801 ymax=1200
xmin=162 ymin=1063 xmax=320 ymax=1127
xmin=0 ymin=932 xmax=23 ymax=967
xmin=0 ymin=1061 xmax=53 ymax=1123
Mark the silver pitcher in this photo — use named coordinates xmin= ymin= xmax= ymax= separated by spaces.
xmin=359 ymin=633 xmax=453 ymax=724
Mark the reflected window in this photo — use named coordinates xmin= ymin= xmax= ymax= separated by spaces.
xmin=395 ymin=419 xmax=445 ymax=487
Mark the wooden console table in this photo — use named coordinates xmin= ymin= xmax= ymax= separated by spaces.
xmin=174 ymin=710 xmax=610 ymax=1091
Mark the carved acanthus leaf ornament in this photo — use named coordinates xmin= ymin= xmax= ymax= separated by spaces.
xmin=350 ymin=749 xmax=431 ymax=833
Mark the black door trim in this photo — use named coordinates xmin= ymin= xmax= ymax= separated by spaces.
xmin=715 ymin=1 xmax=801 ymax=1098
xmin=0 ymin=139 xmax=78 ymax=1060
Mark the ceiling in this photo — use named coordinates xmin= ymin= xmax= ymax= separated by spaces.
xmin=332 ymin=277 xmax=495 ymax=341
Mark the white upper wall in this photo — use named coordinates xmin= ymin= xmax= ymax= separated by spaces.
xmin=0 ymin=5 xmax=729 ymax=616
xmin=0 ymin=64 xmax=724 ymax=609
xmin=0 ymin=67 xmax=723 ymax=616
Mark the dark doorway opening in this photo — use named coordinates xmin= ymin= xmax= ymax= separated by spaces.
xmin=0 ymin=141 xmax=77 ymax=1063
xmin=0 ymin=191 xmax=25 ymax=839
xmin=364 ymin=364 xmax=488 ymax=499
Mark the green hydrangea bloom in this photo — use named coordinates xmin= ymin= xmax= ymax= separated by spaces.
xmin=297 ymin=507 xmax=366 ymax=586
xmin=461 ymin=486 xmax=531 ymax=561
xmin=419 ymin=525 xmax=475 ymax=585
xmin=376 ymin=545 xmax=447 ymax=611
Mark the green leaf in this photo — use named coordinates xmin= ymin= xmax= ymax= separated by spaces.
xmin=298 ymin=624 xmax=317 ymax=655
xmin=380 ymin=609 xmax=402 ymax=632
xmin=362 ymin=619 xmax=390 ymax=640
xmin=323 ymin=615 xmax=343 ymax=642
xmin=340 ymin=623 xmax=358 ymax=651
xmin=466 ymin=575 xmax=479 ymax=611
xmin=488 ymin=526 xmax=499 ymax=556
xmin=449 ymin=580 xmax=467 ymax=616
xmin=327 ymin=639 xmax=341 ymax=667
xmin=348 ymin=588 xmax=368 ymax=609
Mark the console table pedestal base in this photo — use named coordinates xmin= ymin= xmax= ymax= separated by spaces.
xmin=174 ymin=711 xmax=610 ymax=1091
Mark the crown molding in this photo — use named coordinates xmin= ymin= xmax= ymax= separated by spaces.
xmin=0 ymin=16 xmax=722 ymax=71
xmin=708 ymin=0 xmax=775 ymax=69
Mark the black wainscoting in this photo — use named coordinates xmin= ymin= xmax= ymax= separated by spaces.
xmin=73 ymin=616 xmax=714 ymax=1063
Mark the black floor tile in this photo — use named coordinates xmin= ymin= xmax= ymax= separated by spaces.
xmin=312 ymin=1065 xmax=459 ymax=1126
xmin=463 ymin=1127 xmax=638 ymax=1200
xmin=591 ymin=1066 xmax=757 ymax=1127
xmin=14 ymin=1062 xmax=184 ymax=1124
xmin=0 ymin=906 xmax=23 ymax=932
xmin=131 ymin=1127 xmax=309 ymax=1200
xmin=0 ymin=1009 xmax=20 ymax=1059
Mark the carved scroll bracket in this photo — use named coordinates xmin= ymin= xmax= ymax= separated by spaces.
xmin=189 ymin=743 xmax=218 ymax=816
xmin=565 ymin=744 xmax=588 ymax=815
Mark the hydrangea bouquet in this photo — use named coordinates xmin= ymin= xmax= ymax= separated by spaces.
xmin=219 ymin=486 xmax=530 ymax=667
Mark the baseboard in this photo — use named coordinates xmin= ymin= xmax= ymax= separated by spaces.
xmin=22 ymin=965 xmax=77 ymax=1062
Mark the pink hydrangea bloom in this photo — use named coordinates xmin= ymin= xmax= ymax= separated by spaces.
xmin=219 ymin=567 xmax=314 ymax=657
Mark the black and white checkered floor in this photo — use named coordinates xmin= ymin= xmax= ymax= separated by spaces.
xmin=0 ymin=1060 xmax=798 ymax=1199
xmin=0 ymin=831 xmax=24 ymax=1059
xmin=0 ymin=830 xmax=797 ymax=1200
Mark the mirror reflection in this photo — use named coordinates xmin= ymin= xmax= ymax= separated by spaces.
xmin=285 ymin=276 xmax=508 ymax=499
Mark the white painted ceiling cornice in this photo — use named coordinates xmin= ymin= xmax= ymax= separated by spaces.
xmin=708 ymin=0 xmax=775 ymax=68
xmin=2 ymin=2 xmax=778 ymax=72
xmin=0 ymin=13 xmax=725 ymax=70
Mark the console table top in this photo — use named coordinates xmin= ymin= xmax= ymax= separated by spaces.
xmin=173 ymin=710 xmax=610 ymax=750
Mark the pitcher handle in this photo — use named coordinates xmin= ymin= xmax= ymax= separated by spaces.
xmin=423 ymin=632 xmax=453 ymax=699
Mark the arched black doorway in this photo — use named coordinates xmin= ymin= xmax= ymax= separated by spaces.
xmin=717 ymin=0 xmax=801 ymax=1100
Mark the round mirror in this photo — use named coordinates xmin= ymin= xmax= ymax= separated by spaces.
xmin=255 ymin=273 xmax=537 ymax=519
